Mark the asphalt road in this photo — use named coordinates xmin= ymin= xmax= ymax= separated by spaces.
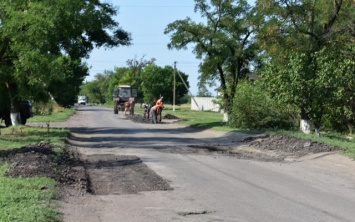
xmin=60 ymin=105 xmax=355 ymax=222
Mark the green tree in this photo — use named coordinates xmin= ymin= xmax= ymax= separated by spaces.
xmin=80 ymin=78 xmax=107 ymax=105
xmin=196 ymin=84 xmax=213 ymax=97
xmin=230 ymin=80 xmax=297 ymax=129
xmin=140 ymin=64 xmax=189 ymax=105
xmin=48 ymin=59 xmax=89 ymax=107
xmin=119 ymin=57 xmax=156 ymax=101
xmin=165 ymin=0 xmax=256 ymax=117
xmin=0 ymin=0 xmax=131 ymax=124
xmin=255 ymin=0 xmax=354 ymax=135
xmin=318 ymin=45 xmax=355 ymax=134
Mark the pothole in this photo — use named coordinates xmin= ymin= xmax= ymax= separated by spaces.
xmin=82 ymin=154 xmax=172 ymax=195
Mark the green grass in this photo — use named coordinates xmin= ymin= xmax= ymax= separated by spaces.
xmin=0 ymin=126 xmax=69 ymax=150
xmin=29 ymin=108 xmax=76 ymax=122
xmin=0 ymin=163 xmax=60 ymax=222
xmin=0 ymin=108 xmax=74 ymax=222
xmin=162 ymin=104 xmax=228 ymax=129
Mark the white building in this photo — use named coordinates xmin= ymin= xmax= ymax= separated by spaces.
xmin=191 ymin=97 xmax=220 ymax=112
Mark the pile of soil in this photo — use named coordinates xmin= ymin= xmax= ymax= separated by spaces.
xmin=127 ymin=113 xmax=180 ymax=124
xmin=160 ymin=134 xmax=340 ymax=162
xmin=0 ymin=143 xmax=87 ymax=195
xmin=0 ymin=142 xmax=171 ymax=196
xmin=163 ymin=114 xmax=179 ymax=119
xmin=245 ymin=134 xmax=338 ymax=158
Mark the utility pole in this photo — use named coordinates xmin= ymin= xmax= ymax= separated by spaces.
xmin=175 ymin=65 xmax=200 ymax=111
xmin=173 ymin=61 xmax=176 ymax=112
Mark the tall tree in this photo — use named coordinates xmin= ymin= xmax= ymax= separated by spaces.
xmin=256 ymin=0 xmax=354 ymax=134
xmin=0 ymin=0 xmax=131 ymax=124
xmin=140 ymin=64 xmax=189 ymax=105
xmin=48 ymin=59 xmax=89 ymax=107
xmin=165 ymin=0 xmax=256 ymax=117
xmin=197 ymin=84 xmax=213 ymax=97
xmin=121 ymin=56 xmax=156 ymax=100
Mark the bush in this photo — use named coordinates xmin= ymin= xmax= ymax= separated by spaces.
xmin=32 ymin=100 xmax=62 ymax=115
xmin=229 ymin=81 xmax=297 ymax=130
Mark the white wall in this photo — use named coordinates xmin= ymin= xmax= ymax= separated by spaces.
xmin=191 ymin=97 xmax=220 ymax=112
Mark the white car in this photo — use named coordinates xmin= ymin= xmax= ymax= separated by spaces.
xmin=78 ymin=96 xmax=87 ymax=105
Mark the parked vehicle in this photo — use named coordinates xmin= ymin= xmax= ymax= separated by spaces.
xmin=0 ymin=100 xmax=34 ymax=126
xmin=112 ymin=85 xmax=138 ymax=115
xmin=78 ymin=96 xmax=87 ymax=105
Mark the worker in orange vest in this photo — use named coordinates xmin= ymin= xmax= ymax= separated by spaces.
xmin=151 ymin=97 xmax=164 ymax=124
xmin=156 ymin=96 xmax=164 ymax=108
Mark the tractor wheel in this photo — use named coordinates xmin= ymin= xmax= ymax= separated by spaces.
xmin=119 ymin=104 xmax=124 ymax=112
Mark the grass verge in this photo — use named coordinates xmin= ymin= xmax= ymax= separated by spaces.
xmin=0 ymin=126 xmax=69 ymax=150
xmin=0 ymin=108 xmax=75 ymax=221
xmin=0 ymin=163 xmax=59 ymax=222
xmin=29 ymin=108 xmax=76 ymax=123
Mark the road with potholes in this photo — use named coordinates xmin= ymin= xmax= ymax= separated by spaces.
xmin=55 ymin=105 xmax=355 ymax=222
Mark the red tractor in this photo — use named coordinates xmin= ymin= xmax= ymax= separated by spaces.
xmin=112 ymin=85 xmax=137 ymax=115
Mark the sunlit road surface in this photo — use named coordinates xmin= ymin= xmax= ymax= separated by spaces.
xmin=61 ymin=106 xmax=355 ymax=222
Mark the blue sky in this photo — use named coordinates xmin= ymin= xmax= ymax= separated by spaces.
xmin=84 ymin=0 xmax=209 ymax=95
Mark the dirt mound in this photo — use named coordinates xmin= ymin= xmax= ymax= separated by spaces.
xmin=126 ymin=113 xmax=179 ymax=124
xmin=246 ymin=134 xmax=338 ymax=157
xmin=0 ymin=142 xmax=171 ymax=196
xmin=127 ymin=114 xmax=152 ymax=123
xmin=0 ymin=143 xmax=87 ymax=193
xmin=160 ymin=134 xmax=340 ymax=162
xmin=163 ymin=114 xmax=179 ymax=119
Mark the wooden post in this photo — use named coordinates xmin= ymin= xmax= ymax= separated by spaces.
xmin=173 ymin=61 xmax=176 ymax=112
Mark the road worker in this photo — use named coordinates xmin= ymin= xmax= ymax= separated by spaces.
xmin=156 ymin=97 xmax=164 ymax=108
xmin=150 ymin=105 xmax=159 ymax=124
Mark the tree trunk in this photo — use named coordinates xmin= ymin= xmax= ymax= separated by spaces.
xmin=347 ymin=123 xmax=353 ymax=135
xmin=223 ymin=113 xmax=229 ymax=122
xmin=299 ymin=107 xmax=311 ymax=134
xmin=314 ymin=122 xmax=321 ymax=137
xmin=10 ymin=112 xmax=21 ymax=126
xmin=5 ymin=81 xmax=22 ymax=126
xmin=315 ymin=128 xmax=320 ymax=137
xmin=300 ymin=119 xmax=311 ymax=134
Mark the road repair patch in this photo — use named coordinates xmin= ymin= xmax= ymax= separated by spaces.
xmin=82 ymin=154 xmax=172 ymax=195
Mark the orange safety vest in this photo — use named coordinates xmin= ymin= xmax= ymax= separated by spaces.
xmin=156 ymin=98 xmax=163 ymax=107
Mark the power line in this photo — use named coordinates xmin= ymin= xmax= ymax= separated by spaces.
xmin=119 ymin=5 xmax=194 ymax=8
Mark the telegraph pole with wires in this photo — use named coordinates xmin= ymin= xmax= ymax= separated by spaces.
xmin=173 ymin=61 xmax=176 ymax=112
xmin=174 ymin=62 xmax=200 ymax=111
